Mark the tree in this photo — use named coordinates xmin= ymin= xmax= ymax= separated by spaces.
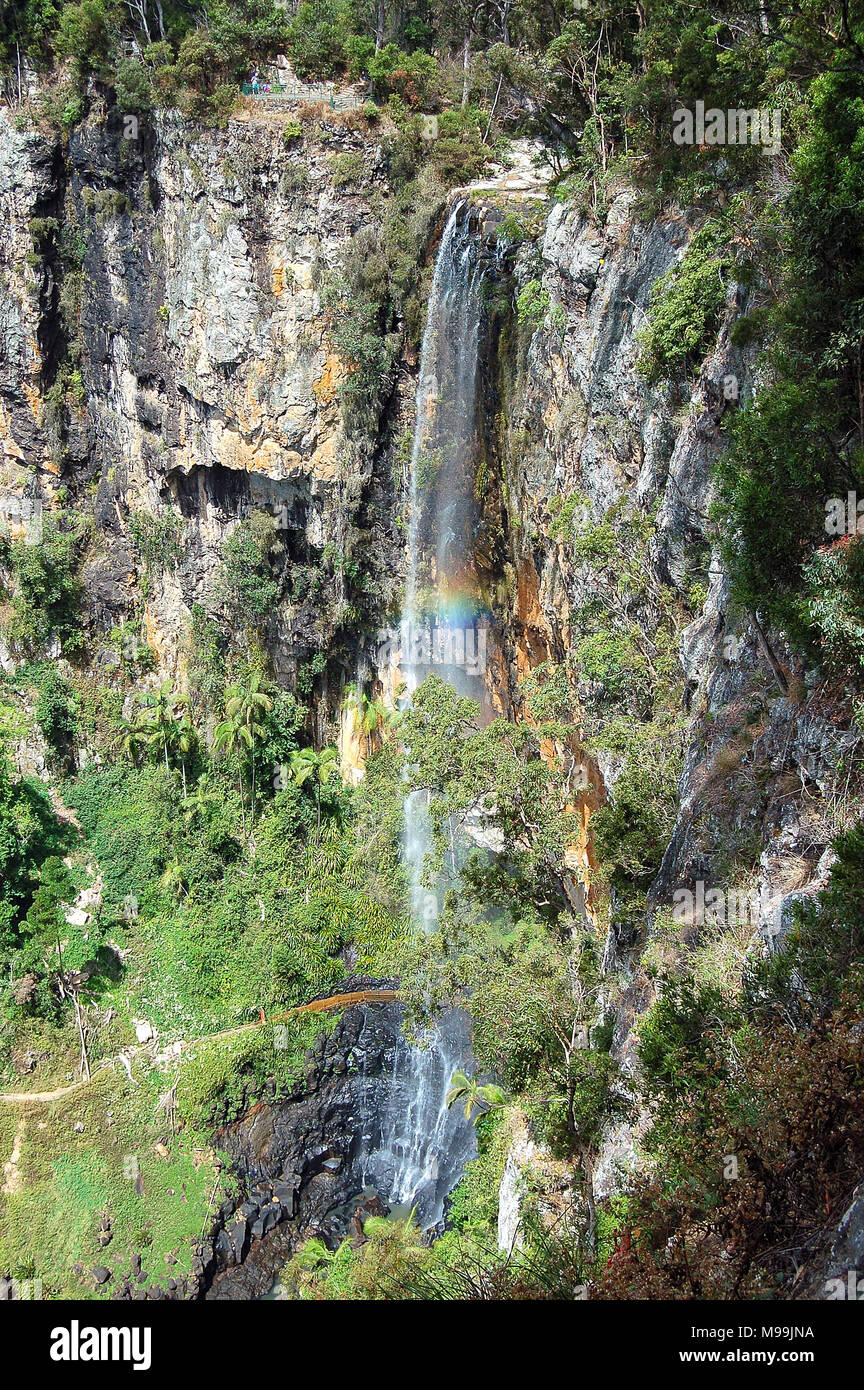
xmin=222 ymin=673 xmax=273 ymax=814
xmin=213 ymin=707 xmax=254 ymax=834
xmin=183 ymin=773 xmax=221 ymax=827
xmin=173 ymin=711 xmax=195 ymax=799
xmin=136 ymin=679 xmax=186 ymax=776
xmin=18 ymin=855 xmax=92 ymax=1078
xmin=289 ymin=745 xmax=341 ymax=839
xmin=343 ymin=684 xmax=397 ymax=753
xmin=116 ymin=713 xmax=150 ymax=765
xmin=445 ymin=1068 xmax=505 ymax=1122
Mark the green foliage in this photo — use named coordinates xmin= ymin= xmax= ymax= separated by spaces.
xmin=175 ymin=1012 xmax=335 ymax=1128
xmin=129 ymin=509 xmax=184 ymax=586
xmin=2 ymin=0 xmax=288 ymax=121
xmin=709 ymin=40 xmax=864 ymax=662
xmin=398 ymin=675 xmax=580 ymax=911
xmin=53 ymin=0 xmax=119 ymax=70
xmin=574 ymin=628 xmax=648 ymax=705
xmin=444 ymin=1110 xmax=510 ymax=1238
xmin=0 ymin=522 xmax=86 ymax=657
xmin=637 ymin=976 xmax=727 ymax=1110
xmin=516 ymin=278 xmax=549 ymax=329
xmin=746 ymin=819 xmax=864 ymax=1021
xmin=114 ymin=54 xmax=153 ymax=113
xmin=31 ymin=663 xmax=78 ymax=759
xmin=323 ymin=170 xmax=444 ymax=430
xmin=328 ymin=149 xmax=366 ymax=187
xmin=188 ymin=603 xmax=227 ymax=715
xmin=637 ymin=218 xmax=731 ymax=382
xmin=0 ymin=1065 xmax=227 ymax=1298
xmin=215 ymin=512 xmax=282 ymax=626
xmin=536 ymin=1048 xmax=627 ymax=1158
xmin=713 ymin=369 xmax=844 ymax=638
xmin=801 ymin=537 xmax=864 ymax=675
xmin=546 ymin=492 xmax=590 ymax=545
xmin=591 ymin=753 xmax=679 ymax=889
xmin=62 ymin=739 xmax=404 ymax=1044
xmin=367 ymin=44 xmax=441 ymax=108
xmin=445 ymin=1068 xmax=506 ymax=1124
xmin=0 ymin=750 xmax=67 ymax=962
xmin=285 ymin=0 xmax=357 ymax=80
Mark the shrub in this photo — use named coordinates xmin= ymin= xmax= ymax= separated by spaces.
xmin=114 ymin=55 xmax=153 ymax=113
xmin=367 ymin=44 xmax=441 ymax=109
xmin=0 ymin=523 xmax=86 ymax=656
xmin=591 ymin=751 xmax=679 ymax=886
xmin=800 ymin=536 xmax=864 ymax=675
xmin=129 ymin=509 xmax=184 ymax=586
xmin=53 ymin=0 xmax=117 ymax=70
xmin=328 ymin=150 xmax=366 ymax=187
xmin=0 ymin=751 xmax=67 ymax=962
xmin=31 ymin=664 xmax=77 ymax=760
xmin=215 ymin=512 xmax=283 ymax=625
xmin=516 ymin=279 xmax=550 ymax=329
xmin=637 ymin=217 xmax=731 ymax=381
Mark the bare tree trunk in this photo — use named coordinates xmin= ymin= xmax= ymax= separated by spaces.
xmin=461 ymin=33 xmax=471 ymax=109
xmin=376 ymin=0 xmax=386 ymax=51
xmin=759 ymin=0 xmax=770 ymax=36
xmin=73 ymin=994 xmax=90 ymax=1081
xmin=503 ymin=0 xmax=511 ymax=46
xmin=484 ymin=72 xmax=504 ymax=143
xmin=750 ymin=611 xmax=789 ymax=694
xmin=124 ymin=0 xmax=152 ymax=45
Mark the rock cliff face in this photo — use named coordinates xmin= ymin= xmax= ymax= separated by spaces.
xmin=489 ymin=187 xmax=858 ymax=1203
xmin=1 ymin=101 xmax=404 ymax=709
xmin=1 ymin=101 xmax=857 ymax=1251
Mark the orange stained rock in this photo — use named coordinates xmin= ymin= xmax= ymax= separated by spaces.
xmin=514 ymin=557 xmax=602 ymax=924
xmin=312 ymin=350 xmax=342 ymax=405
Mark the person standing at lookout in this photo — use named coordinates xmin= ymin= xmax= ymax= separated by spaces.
xmin=251 ymin=68 xmax=259 ymax=95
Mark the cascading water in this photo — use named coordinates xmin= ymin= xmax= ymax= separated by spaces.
xmin=359 ymin=199 xmax=492 ymax=1228
xmin=402 ymin=196 xmax=489 ymax=926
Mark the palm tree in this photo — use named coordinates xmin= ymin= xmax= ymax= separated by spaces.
xmin=137 ymin=679 xmax=186 ymax=775
xmin=160 ymin=859 xmax=188 ymax=901
xmin=213 ymin=709 xmax=253 ymax=834
xmin=172 ymin=712 xmax=195 ymax=798
xmin=446 ymin=1069 xmax=506 ymax=1124
xmin=183 ymin=773 xmax=221 ymax=826
xmin=343 ymin=685 xmax=397 ymax=752
xmin=289 ymin=745 xmax=341 ymax=839
xmin=117 ymin=714 xmax=149 ymax=765
xmin=222 ymin=674 xmax=273 ymax=815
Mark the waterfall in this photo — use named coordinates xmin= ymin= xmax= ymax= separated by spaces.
xmin=403 ymin=196 xmax=485 ymax=641
xmin=360 ymin=1008 xmax=477 ymax=1228
xmin=401 ymin=197 xmax=489 ymax=926
xmin=360 ymin=199 xmax=490 ymax=1228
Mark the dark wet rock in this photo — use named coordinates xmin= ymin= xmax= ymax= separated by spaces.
xmin=204 ymin=992 xmax=399 ymax=1300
